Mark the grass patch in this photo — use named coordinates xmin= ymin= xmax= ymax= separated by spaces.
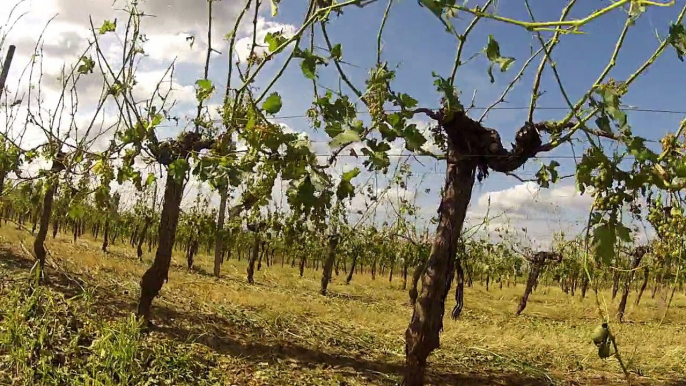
xmin=2 ymin=227 xmax=686 ymax=385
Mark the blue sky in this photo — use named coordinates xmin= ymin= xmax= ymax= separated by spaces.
xmin=227 ymin=0 xmax=685 ymax=241
xmin=2 ymin=0 xmax=685 ymax=245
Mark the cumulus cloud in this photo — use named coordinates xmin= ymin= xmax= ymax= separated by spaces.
xmin=131 ymin=69 xmax=196 ymax=106
xmin=473 ymin=181 xmax=593 ymax=218
xmin=464 ymin=182 xmax=595 ymax=248
xmin=234 ymin=18 xmax=298 ymax=63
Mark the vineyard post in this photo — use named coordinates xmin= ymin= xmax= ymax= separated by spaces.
xmin=0 ymin=44 xmax=16 ymax=95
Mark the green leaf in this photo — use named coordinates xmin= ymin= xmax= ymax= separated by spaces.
xmin=668 ymin=23 xmax=686 ymax=61
xmin=432 ymin=72 xmax=462 ymax=115
xmin=397 ymin=93 xmax=418 ymax=110
xmin=168 ymin=159 xmax=189 ymax=183
xmin=77 ymin=56 xmax=95 ymax=75
xmin=595 ymin=115 xmax=611 ymax=133
xmin=295 ymin=176 xmax=317 ymax=207
xmin=592 ymin=221 xmax=616 ymax=266
xmin=330 ymin=44 xmax=342 ymax=60
xmin=196 ymin=79 xmax=213 ymax=91
xmin=262 ymin=92 xmax=283 ymax=115
xmin=264 ymin=31 xmax=287 ymax=53
xmin=419 ymin=0 xmax=443 ymax=18
xmin=418 ymin=0 xmax=456 ymax=33
xmin=484 ymin=35 xmax=515 ymax=83
xmin=145 ymin=173 xmax=156 ymax=187
xmin=98 ymin=19 xmax=116 ymax=34
xmin=535 ymin=160 xmax=559 ymax=189
xmin=341 ymin=167 xmax=361 ymax=182
xmin=496 ymin=57 xmax=515 ymax=72
xmin=336 ymin=180 xmax=355 ymax=201
xmin=337 ymin=168 xmax=359 ymax=200
xmin=301 ymin=57 xmax=316 ymax=79
xmin=486 ymin=35 xmax=502 ymax=61
xmin=403 ymin=124 xmax=427 ymax=151
xmin=329 ymin=129 xmax=361 ymax=148
xmin=616 ymin=223 xmax=632 ymax=243
xmin=270 ymin=0 xmax=280 ymax=16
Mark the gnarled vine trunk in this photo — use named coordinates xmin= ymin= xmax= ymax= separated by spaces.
xmin=409 ymin=256 xmax=428 ymax=306
xmin=137 ymin=132 xmax=214 ymax=323
xmin=186 ymin=238 xmax=198 ymax=270
xmin=101 ymin=219 xmax=109 ymax=252
xmin=346 ymin=249 xmax=359 ymax=284
xmin=213 ymin=189 xmax=228 ymax=277
xmin=618 ymin=246 xmax=649 ymax=322
xmin=581 ymin=276 xmax=589 ymax=299
xmin=402 ymin=255 xmax=410 ymax=290
xmin=451 ymin=257 xmax=465 ymax=319
xmin=635 ymin=266 xmax=649 ymax=306
xmin=403 ymin=113 xmax=546 ymax=385
xmin=33 ymin=155 xmax=65 ymax=280
xmin=404 ymin=154 xmax=475 ymax=385
xmin=137 ymin=216 xmax=151 ymax=261
xmin=247 ymin=232 xmax=260 ymax=284
xmin=137 ymin=172 xmax=185 ymax=322
xmin=320 ymin=235 xmax=340 ymax=295
xmin=517 ymin=253 xmax=561 ymax=316
xmin=517 ymin=265 xmax=540 ymax=316
xmin=299 ymin=252 xmax=306 ymax=277
xmin=611 ymin=270 xmax=620 ymax=300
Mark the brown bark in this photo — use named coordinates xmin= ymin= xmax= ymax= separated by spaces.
xmin=517 ymin=265 xmax=541 ymax=316
xmin=213 ymin=189 xmax=229 ymax=277
xmin=186 ymin=238 xmax=198 ymax=270
xmin=404 ymin=154 xmax=475 ymax=385
xmin=52 ymin=218 xmax=59 ymax=238
xmin=402 ymin=255 xmax=410 ymax=290
xmin=33 ymin=154 xmax=65 ymax=280
xmin=516 ymin=252 xmax=562 ymax=316
xmin=451 ymin=257 xmax=464 ymax=319
xmin=101 ymin=219 xmax=109 ymax=252
xmin=611 ymin=270 xmax=620 ymax=300
xmin=408 ymin=257 xmax=427 ymax=306
xmin=346 ymin=251 xmax=358 ymax=284
xmin=402 ymin=110 xmax=551 ymax=385
xmin=388 ymin=260 xmax=394 ymax=283
xmin=137 ymin=216 xmax=151 ymax=261
xmin=247 ymin=233 xmax=260 ymax=284
xmin=618 ymin=246 xmax=649 ymax=322
xmin=130 ymin=225 xmax=138 ymax=247
xmin=320 ymin=235 xmax=340 ymax=295
xmin=0 ymin=170 xmax=6 ymax=209
xmin=257 ymin=241 xmax=266 ymax=271
xmin=581 ymin=276 xmax=589 ymax=299
xmin=137 ymin=172 xmax=185 ymax=322
xmin=299 ymin=252 xmax=306 ymax=277
xmin=137 ymin=131 xmax=215 ymax=323
xmin=635 ymin=266 xmax=649 ymax=306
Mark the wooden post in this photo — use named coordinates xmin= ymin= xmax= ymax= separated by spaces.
xmin=0 ymin=45 xmax=16 ymax=94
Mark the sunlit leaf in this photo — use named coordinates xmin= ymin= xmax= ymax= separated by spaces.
xmin=98 ymin=19 xmax=116 ymax=34
xmin=262 ymin=92 xmax=283 ymax=115
xmin=329 ymin=129 xmax=361 ymax=148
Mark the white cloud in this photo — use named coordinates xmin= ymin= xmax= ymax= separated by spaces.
xmin=131 ymin=69 xmax=196 ymax=106
xmin=142 ymin=33 xmax=208 ymax=65
xmin=465 ymin=182 xmax=595 ymax=248
xmin=234 ymin=18 xmax=298 ymax=63
xmin=474 ymin=182 xmax=593 ymax=217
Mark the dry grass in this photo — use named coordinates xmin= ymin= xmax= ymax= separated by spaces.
xmin=1 ymin=225 xmax=686 ymax=385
